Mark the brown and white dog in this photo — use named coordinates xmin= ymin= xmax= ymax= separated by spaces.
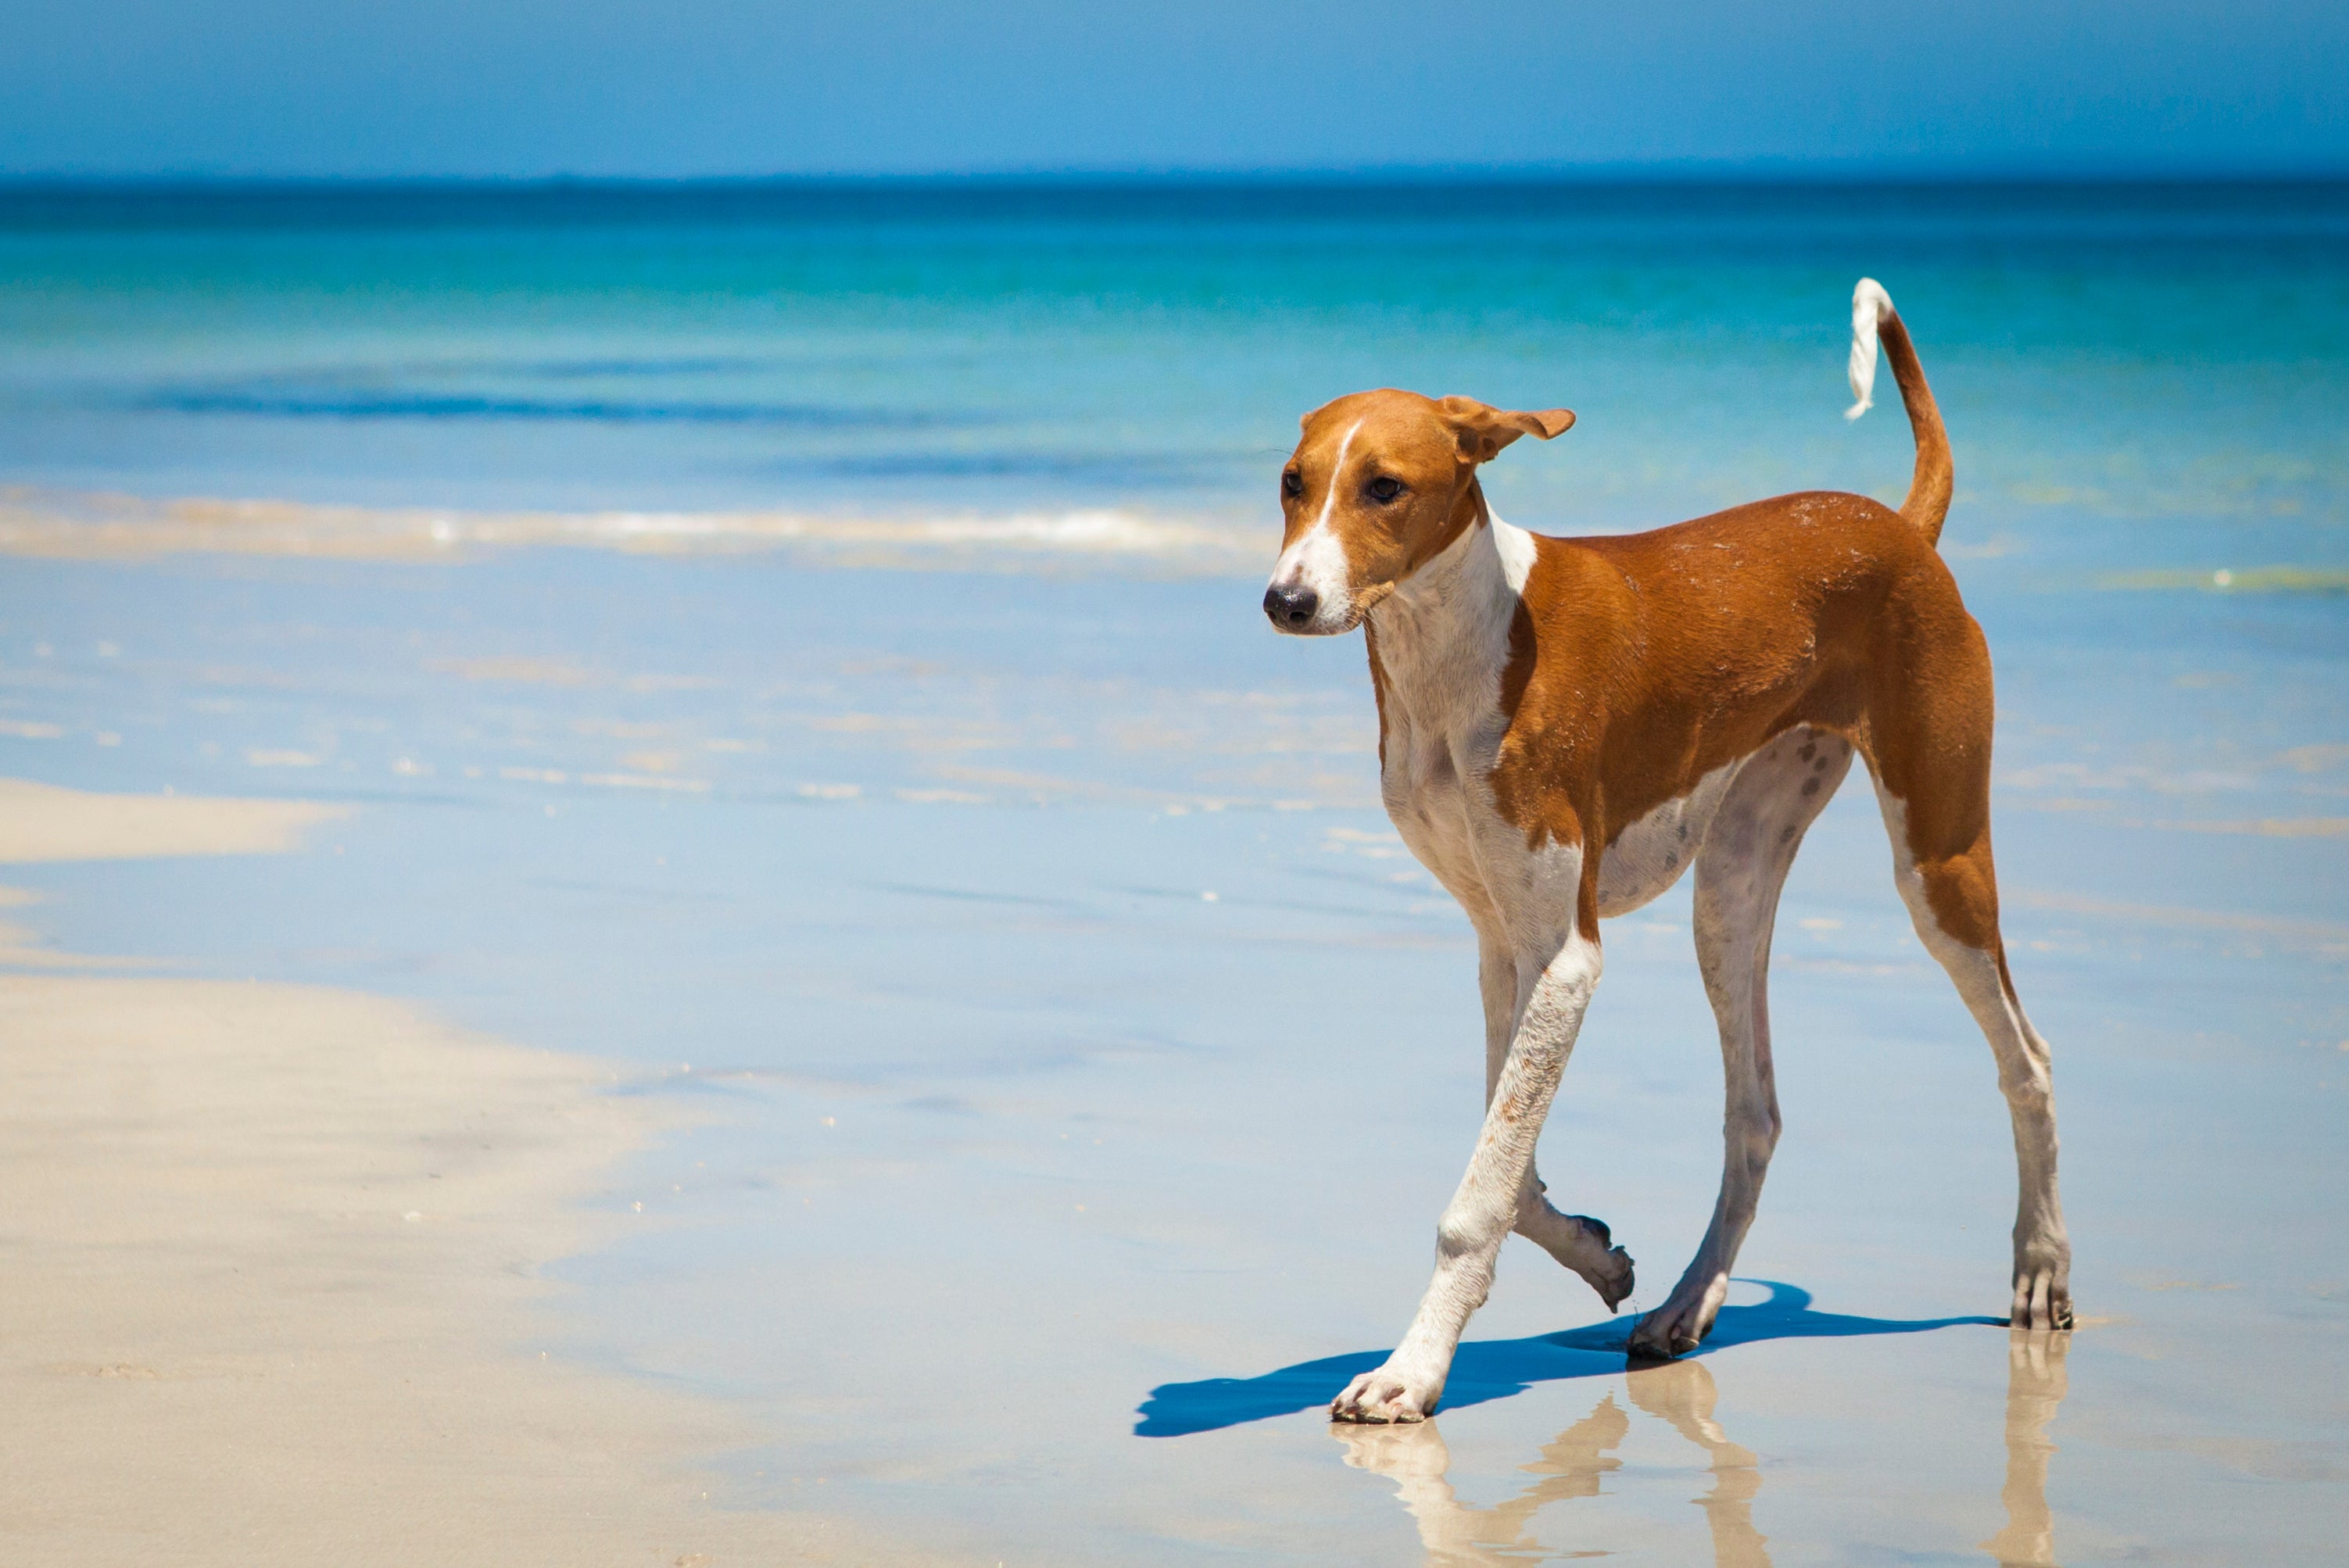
xmin=1265 ymin=280 xmax=2071 ymax=1425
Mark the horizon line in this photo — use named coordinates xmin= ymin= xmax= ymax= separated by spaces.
xmin=4 ymin=160 xmax=2347 ymax=191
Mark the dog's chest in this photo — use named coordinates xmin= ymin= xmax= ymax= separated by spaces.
xmin=1367 ymin=517 xmax=1579 ymax=929
xmin=1373 ymin=646 xmax=1569 ymax=931
xmin=1374 ymin=653 xmax=1737 ymax=927
xmin=1380 ymin=718 xmax=1491 ymax=896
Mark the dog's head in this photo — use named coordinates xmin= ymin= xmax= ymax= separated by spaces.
xmin=1262 ymin=389 xmax=1573 ymax=635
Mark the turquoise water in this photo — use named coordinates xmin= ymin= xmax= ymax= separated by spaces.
xmin=2 ymin=181 xmax=2344 ymax=567
xmin=2 ymin=182 xmax=2345 ymax=1562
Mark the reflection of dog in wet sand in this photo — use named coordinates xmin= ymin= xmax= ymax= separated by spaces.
xmin=1337 ymin=1331 xmax=2068 ymax=1566
xmin=1262 ymin=281 xmax=2072 ymax=1423
xmin=1336 ymin=1362 xmax=1765 ymax=1567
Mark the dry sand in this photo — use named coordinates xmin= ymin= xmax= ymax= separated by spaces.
xmin=0 ymin=778 xmax=349 ymax=865
xmin=0 ymin=782 xmax=914 ymax=1566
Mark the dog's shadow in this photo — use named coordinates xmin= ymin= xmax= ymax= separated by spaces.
xmin=1135 ymin=1280 xmax=2000 ymax=1437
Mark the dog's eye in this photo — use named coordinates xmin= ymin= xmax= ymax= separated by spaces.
xmin=1281 ymin=469 xmax=1304 ymax=498
xmin=1366 ymin=476 xmax=1405 ymax=503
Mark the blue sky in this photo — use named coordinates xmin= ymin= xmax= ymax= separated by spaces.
xmin=4 ymin=0 xmax=2344 ymax=178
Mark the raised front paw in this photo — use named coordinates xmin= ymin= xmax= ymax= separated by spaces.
xmin=1330 ymin=1359 xmax=1445 ymax=1424
xmin=1516 ymin=1205 xmax=1636 ymax=1312
xmin=1574 ymin=1231 xmax=1637 ymax=1313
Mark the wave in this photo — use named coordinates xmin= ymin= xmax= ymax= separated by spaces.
xmin=809 ymin=450 xmax=1218 ymax=482
xmin=0 ymin=487 xmax=1265 ymax=575
xmin=132 ymin=389 xmax=963 ymax=428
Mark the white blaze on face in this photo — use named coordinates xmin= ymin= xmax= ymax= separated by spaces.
xmin=1267 ymin=420 xmax=1362 ymax=633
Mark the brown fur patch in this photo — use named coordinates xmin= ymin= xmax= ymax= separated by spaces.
xmin=1285 ymin=306 xmax=1996 ymax=961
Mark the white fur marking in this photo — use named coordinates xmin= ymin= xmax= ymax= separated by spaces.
xmin=1489 ymin=514 xmax=1537 ymax=595
xmin=1268 ymin=420 xmax=1364 ymax=630
xmin=1593 ymin=761 xmax=1738 ymax=917
xmin=1846 ymin=277 xmax=1894 ymax=422
xmin=1315 ymin=420 xmax=1361 ymax=534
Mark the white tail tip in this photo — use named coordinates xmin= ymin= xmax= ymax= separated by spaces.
xmin=1845 ymin=277 xmax=1894 ymax=421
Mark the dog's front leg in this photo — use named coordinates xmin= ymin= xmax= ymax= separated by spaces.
xmin=1332 ymin=936 xmax=1602 ymax=1423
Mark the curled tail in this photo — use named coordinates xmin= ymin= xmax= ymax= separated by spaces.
xmin=1843 ymin=277 xmax=1953 ymax=547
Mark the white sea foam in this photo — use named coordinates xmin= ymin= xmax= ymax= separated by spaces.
xmin=0 ymin=488 xmax=1262 ymax=574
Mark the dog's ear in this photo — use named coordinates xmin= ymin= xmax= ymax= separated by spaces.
xmin=1438 ymin=397 xmax=1575 ymax=463
xmin=1298 ymin=397 xmax=1341 ymax=433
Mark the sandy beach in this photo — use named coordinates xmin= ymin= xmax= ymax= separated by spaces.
xmin=0 ymin=783 xmax=916 ymax=1567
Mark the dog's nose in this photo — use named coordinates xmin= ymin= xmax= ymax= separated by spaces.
xmin=1264 ymin=582 xmax=1319 ymax=629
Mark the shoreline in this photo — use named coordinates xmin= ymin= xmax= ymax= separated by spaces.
xmin=0 ymin=781 xmax=922 ymax=1566
xmin=0 ymin=485 xmax=1259 ymax=574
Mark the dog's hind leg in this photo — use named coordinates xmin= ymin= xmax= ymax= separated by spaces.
xmin=1631 ymin=727 xmax=1854 ymax=1359
xmin=1862 ymin=590 xmax=2071 ymax=1330
xmin=1871 ymin=782 xmax=2071 ymax=1327
xmin=1474 ymin=927 xmax=1634 ymax=1309
xmin=1870 ymin=794 xmax=2071 ymax=1331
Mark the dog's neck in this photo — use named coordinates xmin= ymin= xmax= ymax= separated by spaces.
xmin=1366 ymin=480 xmax=1531 ymax=740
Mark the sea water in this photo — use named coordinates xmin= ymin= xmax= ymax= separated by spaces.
xmin=1 ymin=181 xmax=2344 ymax=1562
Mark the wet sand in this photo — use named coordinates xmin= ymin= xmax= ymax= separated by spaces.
xmin=1 ymin=544 xmax=2342 ymax=1563
xmin=0 ymin=786 xmax=917 ymax=1567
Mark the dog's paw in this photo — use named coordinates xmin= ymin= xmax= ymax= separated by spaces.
xmin=1575 ymin=1234 xmax=1637 ymax=1315
xmin=2010 ymin=1250 xmax=2073 ymax=1330
xmin=1626 ymin=1295 xmax=1713 ymax=1361
xmin=1517 ymin=1208 xmax=1636 ymax=1313
xmin=1330 ymin=1360 xmax=1444 ymax=1424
